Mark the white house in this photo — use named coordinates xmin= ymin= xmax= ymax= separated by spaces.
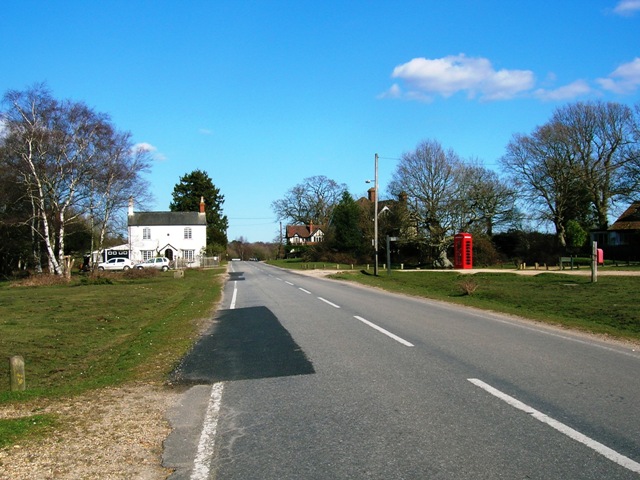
xmin=127 ymin=198 xmax=207 ymax=267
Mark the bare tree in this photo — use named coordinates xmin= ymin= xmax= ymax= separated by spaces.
xmin=501 ymin=101 xmax=639 ymax=247
xmin=87 ymin=131 xmax=151 ymax=262
xmin=551 ymin=101 xmax=639 ymax=229
xmin=501 ymin=122 xmax=589 ymax=247
xmin=271 ymin=175 xmax=346 ymax=226
xmin=389 ymin=140 xmax=463 ymax=267
xmin=1 ymin=84 xmax=150 ymax=275
xmin=455 ymin=161 xmax=520 ymax=236
xmin=390 ymin=140 xmax=520 ymax=266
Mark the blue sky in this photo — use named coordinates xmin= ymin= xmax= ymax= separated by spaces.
xmin=2 ymin=1 xmax=639 ymax=242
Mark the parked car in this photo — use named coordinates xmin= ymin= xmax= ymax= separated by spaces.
xmin=135 ymin=257 xmax=171 ymax=271
xmin=97 ymin=258 xmax=134 ymax=271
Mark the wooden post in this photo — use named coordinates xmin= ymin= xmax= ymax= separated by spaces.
xmin=10 ymin=356 xmax=26 ymax=391
xmin=591 ymin=241 xmax=598 ymax=283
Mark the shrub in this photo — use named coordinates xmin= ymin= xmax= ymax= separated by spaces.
xmin=458 ymin=277 xmax=479 ymax=296
xmin=10 ymin=274 xmax=70 ymax=288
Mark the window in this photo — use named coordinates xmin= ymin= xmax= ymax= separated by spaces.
xmin=184 ymin=227 xmax=192 ymax=239
xmin=142 ymin=250 xmax=154 ymax=261
xmin=182 ymin=249 xmax=195 ymax=262
xmin=143 ymin=227 xmax=151 ymax=240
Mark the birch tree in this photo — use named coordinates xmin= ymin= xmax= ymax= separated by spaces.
xmin=1 ymin=84 xmax=149 ymax=275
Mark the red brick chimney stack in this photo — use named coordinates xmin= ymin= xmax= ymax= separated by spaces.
xmin=199 ymin=196 xmax=205 ymax=213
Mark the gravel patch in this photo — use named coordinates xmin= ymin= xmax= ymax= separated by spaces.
xmin=0 ymin=383 xmax=180 ymax=480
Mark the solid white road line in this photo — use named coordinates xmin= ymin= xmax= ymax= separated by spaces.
xmin=318 ymin=297 xmax=341 ymax=308
xmin=353 ymin=316 xmax=414 ymax=347
xmin=468 ymin=378 xmax=640 ymax=474
xmin=190 ymin=382 xmax=224 ymax=480
xmin=191 ymin=271 xmax=238 ymax=478
xmin=299 ymin=288 xmax=312 ymax=294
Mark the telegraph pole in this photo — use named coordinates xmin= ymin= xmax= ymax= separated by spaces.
xmin=374 ymin=153 xmax=379 ymax=276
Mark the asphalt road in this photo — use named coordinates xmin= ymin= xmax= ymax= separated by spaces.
xmin=164 ymin=262 xmax=640 ymax=479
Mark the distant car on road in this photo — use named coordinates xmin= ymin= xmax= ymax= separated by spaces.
xmin=136 ymin=257 xmax=171 ymax=271
xmin=97 ymin=258 xmax=134 ymax=271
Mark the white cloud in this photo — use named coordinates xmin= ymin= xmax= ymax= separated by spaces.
xmin=388 ymin=54 xmax=535 ymax=101
xmin=198 ymin=128 xmax=213 ymax=135
xmin=596 ymin=57 xmax=640 ymax=94
xmin=377 ymin=83 xmax=403 ymax=100
xmin=613 ymin=0 xmax=640 ymax=16
xmin=534 ymin=80 xmax=593 ymax=101
xmin=133 ymin=142 xmax=167 ymax=161
xmin=134 ymin=142 xmax=157 ymax=153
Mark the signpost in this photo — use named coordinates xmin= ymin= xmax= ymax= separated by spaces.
xmin=386 ymin=236 xmax=397 ymax=274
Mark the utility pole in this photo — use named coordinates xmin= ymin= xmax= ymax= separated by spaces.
xmin=374 ymin=153 xmax=379 ymax=276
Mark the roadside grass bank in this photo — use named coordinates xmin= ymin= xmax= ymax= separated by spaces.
xmin=329 ymin=270 xmax=640 ymax=342
xmin=0 ymin=267 xmax=225 ymax=446
xmin=268 ymin=257 xmax=640 ymax=272
xmin=268 ymin=258 xmax=367 ymax=271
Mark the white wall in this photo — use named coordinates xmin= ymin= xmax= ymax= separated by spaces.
xmin=128 ymin=224 xmax=206 ymax=264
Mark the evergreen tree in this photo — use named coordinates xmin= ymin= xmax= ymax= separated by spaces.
xmin=170 ymin=169 xmax=228 ymax=252
xmin=331 ymin=191 xmax=365 ymax=255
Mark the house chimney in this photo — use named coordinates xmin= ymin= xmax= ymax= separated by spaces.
xmin=309 ymin=221 xmax=314 ymax=235
xmin=368 ymin=187 xmax=376 ymax=203
xmin=199 ymin=196 xmax=205 ymax=213
xmin=128 ymin=197 xmax=134 ymax=216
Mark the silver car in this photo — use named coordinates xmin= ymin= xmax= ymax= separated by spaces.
xmin=97 ymin=258 xmax=134 ymax=271
xmin=135 ymin=257 xmax=171 ymax=271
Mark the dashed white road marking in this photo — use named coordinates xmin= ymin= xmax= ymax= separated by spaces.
xmin=285 ymin=281 xmax=294 ymax=286
xmin=318 ymin=297 xmax=341 ymax=308
xmin=299 ymin=288 xmax=312 ymax=294
xmin=468 ymin=378 xmax=640 ymax=474
xmin=229 ymin=281 xmax=238 ymax=310
xmin=353 ymin=316 xmax=414 ymax=347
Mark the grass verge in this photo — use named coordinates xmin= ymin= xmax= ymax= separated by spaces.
xmin=330 ymin=270 xmax=640 ymax=341
xmin=267 ymin=258 xmax=366 ymax=271
xmin=0 ymin=267 xmax=225 ymax=446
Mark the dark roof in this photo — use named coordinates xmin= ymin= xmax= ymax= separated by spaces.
xmin=285 ymin=224 xmax=325 ymax=239
xmin=128 ymin=211 xmax=207 ymax=227
xmin=608 ymin=202 xmax=640 ymax=231
xmin=286 ymin=225 xmax=311 ymax=238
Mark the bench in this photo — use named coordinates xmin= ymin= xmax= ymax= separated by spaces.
xmin=559 ymin=256 xmax=575 ymax=270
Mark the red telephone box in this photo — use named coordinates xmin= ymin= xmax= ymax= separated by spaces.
xmin=454 ymin=233 xmax=473 ymax=269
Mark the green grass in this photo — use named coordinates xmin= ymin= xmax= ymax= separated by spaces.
xmin=0 ymin=414 xmax=57 ymax=448
xmin=267 ymin=258 xmax=366 ymax=271
xmin=0 ymin=267 xmax=225 ymax=447
xmin=330 ymin=270 xmax=640 ymax=341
